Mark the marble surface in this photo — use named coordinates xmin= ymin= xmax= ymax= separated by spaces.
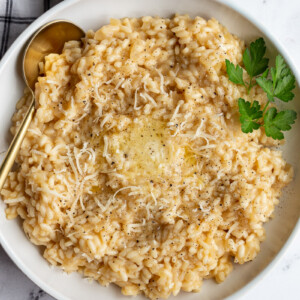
xmin=0 ymin=0 xmax=299 ymax=299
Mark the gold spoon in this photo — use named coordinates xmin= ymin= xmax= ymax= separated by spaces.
xmin=0 ymin=20 xmax=85 ymax=190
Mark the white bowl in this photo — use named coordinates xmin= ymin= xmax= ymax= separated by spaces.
xmin=0 ymin=0 xmax=299 ymax=299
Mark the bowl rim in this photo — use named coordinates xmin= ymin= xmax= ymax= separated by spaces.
xmin=0 ymin=0 xmax=299 ymax=299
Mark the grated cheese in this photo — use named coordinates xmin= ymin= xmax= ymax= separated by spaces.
xmin=58 ymin=102 xmax=68 ymax=116
xmin=197 ymin=144 xmax=216 ymax=151
xmin=31 ymin=149 xmax=47 ymax=158
xmin=105 ymin=78 xmax=114 ymax=84
xmin=170 ymin=126 xmax=180 ymax=137
xmin=94 ymin=83 xmax=101 ymax=101
xmin=156 ymin=68 xmax=167 ymax=95
xmin=100 ymin=113 xmax=112 ymax=128
xmin=170 ymin=100 xmax=184 ymax=121
xmin=225 ymin=222 xmax=238 ymax=239
xmin=36 ymin=187 xmax=69 ymax=200
xmin=75 ymin=113 xmax=88 ymax=123
xmin=54 ymin=168 xmax=67 ymax=174
xmin=74 ymin=148 xmax=83 ymax=175
xmin=150 ymin=190 xmax=157 ymax=205
xmin=67 ymin=147 xmax=79 ymax=184
xmin=70 ymin=96 xmax=75 ymax=108
xmin=51 ymin=144 xmax=66 ymax=155
xmin=199 ymin=202 xmax=211 ymax=213
xmin=94 ymin=196 xmax=106 ymax=211
xmin=142 ymin=73 xmax=149 ymax=91
xmin=134 ymin=88 xmax=142 ymax=110
xmin=79 ymin=195 xmax=85 ymax=210
xmin=140 ymin=92 xmax=157 ymax=107
xmin=127 ymin=218 xmax=146 ymax=232
xmin=114 ymin=78 xmax=125 ymax=90
xmin=103 ymin=135 xmax=109 ymax=159
xmin=112 ymin=186 xmax=140 ymax=201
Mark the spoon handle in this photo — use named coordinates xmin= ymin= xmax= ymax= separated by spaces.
xmin=0 ymin=95 xmax=35 ymax=191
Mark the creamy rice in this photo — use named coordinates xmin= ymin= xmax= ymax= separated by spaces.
xmin=1 ymin=15 xmax=293 ymax=299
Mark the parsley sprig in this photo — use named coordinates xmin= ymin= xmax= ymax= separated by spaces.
xmin=225 ymin=37 xmax=297 ymax=140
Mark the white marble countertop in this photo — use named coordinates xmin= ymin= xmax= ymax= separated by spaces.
xmin=0 ymin=0 xmax=299 ymax=299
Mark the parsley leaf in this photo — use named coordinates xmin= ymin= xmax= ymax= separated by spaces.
xmin=256 ymin=77 xmax=274 ymax=102
xmin=261 ymin=68 xmax=269 ymax=79
xmin=264 ymin=107 xmax=297 ymax=140
xmin=257 ymin=54 xmax=296 ymax=102
xmin=271 ymin=55 xmax=287 ymax=87
xmin=243 ymin=38 xmax=269 ymax=77
xmin=225 ymin=59 xmax=245 ymax=86
xmin=225 ymin=38 xmax=297 ymax=141
xmin=238 ymin=98 xmax=263 ymax=133
xmin=273 ymin=55 xmax=296 ymax=101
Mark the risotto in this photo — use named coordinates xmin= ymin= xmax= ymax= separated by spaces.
xmin=1 ymin=15 xmax=293 ymax=299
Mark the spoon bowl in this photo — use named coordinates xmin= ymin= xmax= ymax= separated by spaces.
xmin=0 ymin=20 xmax=85 ymax=190
xmin=23 ymin=20 xmax=85 ymax=90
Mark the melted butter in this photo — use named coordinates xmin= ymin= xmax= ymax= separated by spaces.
xmin=184 ymin=148 xmax=198 ymax=167
xmin=91 ymin=185 xmax=101 ymax=193
xmin=110 ymin=118 xmax=172 ymax=180
xmin=95 ymin=116 xmax=204 ymax=188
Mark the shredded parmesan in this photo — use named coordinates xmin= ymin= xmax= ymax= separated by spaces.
xmin=94 ymin=83 xmax=101 ymax=101
xmin=114 ymin=78 xmax=125 ymax=90
xmin=156 ymin=68 xmax=167 ymax=95
xmin=101 ymin=113 xmax=112 ymax=128
xmin=142 ymin=73 xmax=149 ymax=91
xmin=150 ymin=190 xmax=157 ymax=205
xmin=170 ymin=100 xmax=184 ymax=121
xmin=58 ymin=102 xmax=68 ymax=116
xmin=79 ymin=195 xmax=85 ymax=210
xmin=134 ymin=88 xmax=142 ymax=110
xmin=70 ymin=96 xmax=75 ymax=108
xmin=31 ymin=149 xmax=47 ymax=158
xmin=170 ymin=126 xmax=180 ymax=137
xmin=127 ymin=218 xmax=146 ymax=232
xmin=103 ymin=135 xmax=109 ymax=159
xmin=74 ymin=148 xmax=83 ymax=175
xmin=74 ymin=113 xmax=87 ymax=123
xmin=140 ymin=92 xmax=157 ymax=107
xmin=197 ymin=144 xmax=216 ymax=151
xmin=36 ymin=187 xmax=69 ymax=200
xmin=112 ymin=186 xmax=140 ymax=201
xmin=67 ymin=147 xmax=79 ymax=184
xmin=199 ymin=202 xmax=211 ymax=213
xmin=225 ymin=222 xmax=238 ymax=239
xmin=105 ymin=78 xmax=114 ymax=84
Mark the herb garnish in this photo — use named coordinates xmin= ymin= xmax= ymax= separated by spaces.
xmin=225 ymin=38 xmax=297 ymax=140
